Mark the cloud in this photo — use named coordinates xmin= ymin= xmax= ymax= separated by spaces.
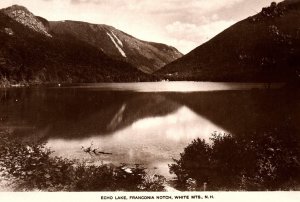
xmin=70 ymin=0 xmax=125 ymax=6
xmin=167 ymin=39 xmax=199 ymax=56
xmin=124 ymin=0 xmax=245 ymax=14
xmin=0 ymin=0 xmax=281 ymax=53
xmin=165 ymin=18 xmax=235 ymax=53
xmin=70 ymin=0 xmax=100 ymax=4
xmin=69 ymin=0 xmax=245 ymax=15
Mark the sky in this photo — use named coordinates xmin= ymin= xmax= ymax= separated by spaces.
xmin=0 ymin=0 xmax=282 ymax=54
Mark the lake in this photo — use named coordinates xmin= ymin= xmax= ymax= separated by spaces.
xmin=0 ymin=82 xmax=298 ymax=179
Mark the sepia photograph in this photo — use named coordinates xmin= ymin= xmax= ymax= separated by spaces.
xmin=0 ymin=0 xmax=300 ymax=200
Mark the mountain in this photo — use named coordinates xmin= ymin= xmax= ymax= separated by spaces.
xmin=0 ymin=5 xmax=153 ymax=85
xmin=0 ymin=5 xmax=180 ymax=86
xmin=156 ymin=0 xmax=300 ymax=82
xmin=49 ymin=21 xmax=182 ymax=73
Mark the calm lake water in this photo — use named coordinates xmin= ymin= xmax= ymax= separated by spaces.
xmin=0 ymin=82 xmax=298 ymax=178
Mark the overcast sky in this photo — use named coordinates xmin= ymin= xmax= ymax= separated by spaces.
xmin=0 ymin=0 xmax=282 ymax=54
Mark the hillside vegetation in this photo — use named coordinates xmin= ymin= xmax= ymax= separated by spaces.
xmin=157 ymin=0 xmax=300 ymax=83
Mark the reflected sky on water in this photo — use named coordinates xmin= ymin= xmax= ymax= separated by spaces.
xmin=0 ymin=82 xmax=298 ymax=178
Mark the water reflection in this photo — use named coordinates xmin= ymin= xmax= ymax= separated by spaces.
xmin=0 ymin=82 xmax=299 ymax=178
xmin=59 ymin=81 xmax=283 ymax=92
xmin=46 ymin=106 xmax=227 ymax=177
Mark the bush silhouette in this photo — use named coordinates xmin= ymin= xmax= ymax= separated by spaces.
xmin=170 ymin=128 xmax=300 ymax=191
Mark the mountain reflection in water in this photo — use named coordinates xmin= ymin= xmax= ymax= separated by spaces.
xmin=46 ymin=106 xmax=226 ymax=177
xmin=0 ymin=82 xmax=298 ymax=178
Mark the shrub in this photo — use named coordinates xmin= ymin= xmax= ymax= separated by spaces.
xmin=169 ymin=138 xmax=212 ymax=189
xmin=0 ymin=130 xmax=166 ymax=191
xmin=139 ymin=174 xmax=166 ymax=191
xmin=170 ymin=128 xmax=300 ymax=191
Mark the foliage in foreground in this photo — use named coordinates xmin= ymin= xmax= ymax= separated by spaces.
xmin=0 ymin=131 xmax=165 ymax=191
xmin=170 ymin=127 xmax=300 ymax=191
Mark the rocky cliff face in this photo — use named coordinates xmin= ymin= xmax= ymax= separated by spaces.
xmin=1 ymin=5 xmax=51 ymax=37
